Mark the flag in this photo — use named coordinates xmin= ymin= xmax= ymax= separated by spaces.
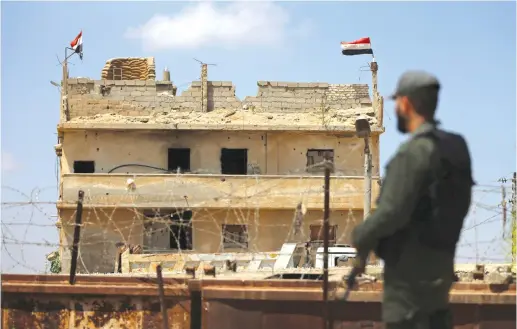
xmin=70 ymin=31 xmax=83 ymax=60
xmin=341 ymin=37 xmax=373 ymax=56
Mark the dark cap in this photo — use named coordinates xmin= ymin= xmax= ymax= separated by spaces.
xmin=389 ymin=70 xmax=440 ymax=100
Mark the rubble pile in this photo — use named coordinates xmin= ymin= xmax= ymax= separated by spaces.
xmin=70 ymin=107 xmax=378 ymax=129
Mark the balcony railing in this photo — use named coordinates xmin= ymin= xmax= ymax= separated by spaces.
xmin=60 ymin=173 xmax=380 ymax=210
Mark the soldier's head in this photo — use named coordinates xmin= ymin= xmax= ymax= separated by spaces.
xmin=390 ymin=71 xmax=440 ymax=134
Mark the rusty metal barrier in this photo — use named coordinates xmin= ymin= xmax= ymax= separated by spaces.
xmin=1 ymin=274 xmax=516 ymax=329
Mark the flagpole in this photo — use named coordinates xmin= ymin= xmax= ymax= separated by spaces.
xmin=63 ymin=47 xmax=69 ymax=97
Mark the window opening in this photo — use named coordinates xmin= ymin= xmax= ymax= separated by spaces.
xmin=73 ymin=161 xmax=95 ymax=173
xmin=309 ymin=224 xmax=337 ymax=243
xmin=306 ymin=149 xmax=334 ymax=172
xmin=168 ymin=148 xmax=191 ymax=173
xmin=143 ymin=209 xmax=193 ymax=252
xmin=221 ymin=148 xmax=248 ymax=175
xmin=222 ymin=224 xmax=248 ymax=249
xmin=170 ymin=210 xmax=193 ymax=250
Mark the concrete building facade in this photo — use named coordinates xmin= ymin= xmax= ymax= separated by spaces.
xmin=56 ymin=57 xmax=384 ymax=273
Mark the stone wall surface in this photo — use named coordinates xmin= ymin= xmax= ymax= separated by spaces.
xmin=64 ymin=79 xmax=378 ymax=128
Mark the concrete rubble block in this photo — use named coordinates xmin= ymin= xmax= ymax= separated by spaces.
xmin=276 ymin=82 xmax=289 ymax=87
xmin=191 ymin=81 xmax=202 ymax=87
xmin=107 ymin=96 xmax=126 ymax=102
xmin=220 ymin=81 xmax=233 ymax=87
xmin=130 ymin=91 xmax=143 ymax=97
xmin=287 ymin=103 xmax=303 ymax=109
xmin=156 ymin=81 xmax=173 ymax=86
xmin=114 ymin=80 xmax=125 ymax=86
xmin=67 ymin=78 xmax=78 ymax=84
xmin=191 ymin=91 xmax=202 ymax=97
xmin=77 ymin=78 xmax=91 ymax=84
xmin=136 ymin=101 xmax=151 ymax=107
xmin=209 ymin=81 xmax=223 ymax=87
xmin=136 ymin=96 xmax=156 ymax=102
xmin=297 ymin=82 xmax=309 ymax=88
xmin=135 ymin=80 xmax=146 ymax=86
xmin=271 ymin=91 xmax=292 ymax=97
xmin=145 ymin=80 xmax=156 ymax=86
xmin=257 ymin=81 xmax=268 ymax=86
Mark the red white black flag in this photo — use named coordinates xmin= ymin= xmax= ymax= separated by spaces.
xmin=70 ymin=31 xmax=83 ymax=60
xmin=341 ymin=37 xmax=373 ymax=56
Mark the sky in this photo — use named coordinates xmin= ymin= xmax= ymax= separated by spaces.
xmin=1 ymin=1 xmax=516 ymax=273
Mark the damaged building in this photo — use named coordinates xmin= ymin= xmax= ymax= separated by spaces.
xmin=55 ymin=57 xmax=384 ymax=273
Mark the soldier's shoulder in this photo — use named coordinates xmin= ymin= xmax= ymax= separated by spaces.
xmin=397 ymin=135 xmax=436 ymax=156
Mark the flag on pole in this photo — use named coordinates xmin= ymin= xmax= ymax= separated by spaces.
xmin=70 ymin=31 xmax=83 ymax=60
xmin=341 ymin=37 xmax=373 ymax=56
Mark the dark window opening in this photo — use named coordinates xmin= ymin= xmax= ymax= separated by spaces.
xmin=73 ymin=161 xmax=95 ymax=173
xmin=309 ymin=224 xmax=337 ymax=243
xmin=170 ymin=210 xmax=193 ymax=250
xmin=168 ymin=148 xmax=191 ymax=173
xmin=266 ymin=273 xmax=323 ymax=280
xmin=222 ymin=224 xmax=248 ymax=249
xmin=306 ymin=149 xmax=334 ymax=172
xmin=221 ymin=148 xmax=248 ymax=175
xmin=142 ymin=209 xmax=193 ymax=252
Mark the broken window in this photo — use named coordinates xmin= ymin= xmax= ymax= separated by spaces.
xmin=168 ymin=148 xmax=191 ymax=173
xmin=170 ymin=210 xmax=193 ymax=250
xmin=220 ymin=148 xmax=248 ymax=175
xmin=143 ymin=209 xmax=193 ymax=252
xmin=306 ymin=149 xmax=334 ymax=172
xmin=222 ymin=224 xmax=248 ymax=249
xmin=309 ymin=224 xmax=337 ymax=243
xmin=73 ymin=161 xmax=95 ymax=173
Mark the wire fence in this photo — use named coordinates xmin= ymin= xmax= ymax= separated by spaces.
xmin=1 ymin=175 xmax=514 ymax=275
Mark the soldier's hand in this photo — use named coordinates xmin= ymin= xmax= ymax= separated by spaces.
xmin=352 ymin=257 xmax=366 ymax=274
xmin=344 ymin=257 xmax=366 ymax=290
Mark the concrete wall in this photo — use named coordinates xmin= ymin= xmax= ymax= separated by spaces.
xmin=65 ymin=79 xmax=376 ymax=120
xmin=59 ymin=207 xmax=362 ymax=273
xmin=61 ymin=174 xmax=380 ymax=210
xmin=59 ymin=208 xmax=144 ymax=274
xmin=60 ymin=130 xmax=380 ymax=176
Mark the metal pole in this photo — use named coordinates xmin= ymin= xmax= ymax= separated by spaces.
xmin=512 ymin=172 xmax=517 ymax=271
xmin=363 ymin=136 xmax=372 ymax=220
xmin=69 ymin=190 xmax=84 ymax=285
xmin=322 ymin=158 xmax=331 ymax=329
xmin=156 ymin=265 xmax=170 ymax=329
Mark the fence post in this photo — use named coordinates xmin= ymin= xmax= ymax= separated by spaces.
xmin=69 ymin=190 xmax=84 ymax=285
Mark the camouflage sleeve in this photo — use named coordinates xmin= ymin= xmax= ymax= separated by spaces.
xmin=351 ymin=138 xmax=435 ymax=253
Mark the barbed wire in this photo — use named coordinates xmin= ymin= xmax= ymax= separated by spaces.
xmin=1 ymin=174 xmax=514 ymax=275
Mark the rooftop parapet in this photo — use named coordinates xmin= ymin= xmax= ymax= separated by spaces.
xmin=63 ymin=78 xmax=379 ymax=131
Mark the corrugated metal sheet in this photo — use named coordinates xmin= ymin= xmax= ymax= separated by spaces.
xmin=2 ymin=274 xmax=515 ymax=329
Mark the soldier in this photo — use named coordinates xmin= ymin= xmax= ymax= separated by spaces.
xmin=350 ymin=71 xmax=475 ymax=329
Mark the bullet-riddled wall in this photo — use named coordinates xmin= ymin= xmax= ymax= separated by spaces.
xmin=60 ymin=130 xmax=380 ymax=176
xmin=59 ymin=208 xmax=363 ymax=274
